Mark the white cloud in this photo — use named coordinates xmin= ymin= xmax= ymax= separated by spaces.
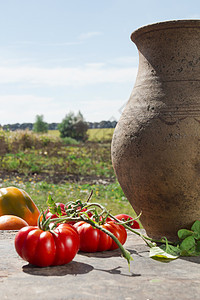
xmin=0 ymin=94 xmax=52 ymax=106
xmin=185 ymin=15 xmax=200 ymax=19
xmin=70 ymin=96 xmax=129 ymax=123
xmin=0 ymin=65 xmax=137 ymax=87
xmin=0 ymin=95 xmax=55 ymax=124
xmin=0 ymin=93 xmax=130 ymax=124
xmin=0 ymin=59 xmax=138 ymax=124
xmin=13 ymin=41 xmax=81 ymax=47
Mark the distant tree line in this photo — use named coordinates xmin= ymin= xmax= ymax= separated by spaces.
xmin=1 ymin=120 xmax=117 ymax=131
xmin=87 ymin=120 xmax=117 ymax=129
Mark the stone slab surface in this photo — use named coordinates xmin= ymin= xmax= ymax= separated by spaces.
xmin=0 ymin=230 xmax=200 ymax=300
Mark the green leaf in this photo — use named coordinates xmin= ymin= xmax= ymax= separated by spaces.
xmin=47 ymin=194 xmax=57 ymax=214
xmin=191 ymin=220 xmax=200 ymax=239
xmin=180 ymin=240 xmax=200 ymax=257
xmin=191 ymin=220 xmax=200 ymax=232
xmin=179 ymin=236 xmax=196 ymax=256
xmin=57 ymin=205 xmax=62 ymax=217
xmin=149 ymin=246 xmax=179 ymax=262
xmin=180 ymin=235 xmax=196 ymax=250
xmin=193 ymin=231 xmax=200 ymax=240
xmin=188 ymin=248 xmax=200 ymax=256
xmin=196 ymin=240 xmax=200 ymax=252
xmin=178 ymin=229 xmax=193 ymax=240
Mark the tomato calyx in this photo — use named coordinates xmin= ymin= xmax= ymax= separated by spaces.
xmin=37 ymin=210 xmax=57 ymax=236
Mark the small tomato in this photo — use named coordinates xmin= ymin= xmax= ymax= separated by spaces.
xmin=114 ymin=214 xmax=140 ymax=229
xmin=0 ymin=215 xmax=28 ymax=230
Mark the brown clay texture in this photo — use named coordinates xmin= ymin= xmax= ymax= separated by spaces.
xmin=111 ymin=20 xmax=200 ymax=240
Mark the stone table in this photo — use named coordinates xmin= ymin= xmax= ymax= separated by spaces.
xmin=0 ymin=230 xmax=200 ymax=300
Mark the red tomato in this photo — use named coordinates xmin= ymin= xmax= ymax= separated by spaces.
xmin=97 ymin=225 xmax=113 ymax=252
xmin=45 ymin=211 xmax=58 ymax=220
xmin=52 ymin=223 xmax=80 ymax=265
xmin=55 ymin=202 xmax=66 ymax=211
xmin=114 ymin=214 xmax=140 ymax=229
xmin=78 ymin=207 xmax=93 ymax=217
xmin=74 ymin=221 xmax=100 ymax=252
xmin=103 ymin=221 xmax=127 ymax=250
xmin=74 ymin=220 xmax=127 ymax=252
xmin=14 ymin=223 xmax=80 ymax=267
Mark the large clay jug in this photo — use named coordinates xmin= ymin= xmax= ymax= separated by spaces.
xmin=111 ymin=20 xmax=200 ymax=240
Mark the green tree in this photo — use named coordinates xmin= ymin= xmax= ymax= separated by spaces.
xmin=33 ymin=115 xmax=48 ymax=133
xmin=58 ymin=111 xmax=88 ymax=141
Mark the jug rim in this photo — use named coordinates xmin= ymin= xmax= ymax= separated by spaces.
xmin=131 ymin=19 xmax=200 ymax=42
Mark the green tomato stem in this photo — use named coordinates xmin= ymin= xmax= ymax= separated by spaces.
xmin=109 ymin=214 xmax=174 ymax=248
xmin=86 ymin=218 xmax=133 ymax=268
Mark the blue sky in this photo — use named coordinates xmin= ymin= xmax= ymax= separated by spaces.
xmin=0 ymin=0 xmax=200 ymax=125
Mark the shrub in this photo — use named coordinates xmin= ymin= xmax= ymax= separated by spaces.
xmin=58 ymin=111 xmax=88 ymax=141
xmin=8 ymin=130 xmax=37 ymax=152
xmin=7 ymin=130 xmax=62 ymax=153
xmin=0 ymin=130 xmax=8 ymax=164
xmin=33 ymin=115 xmax=48 ymax=133
xmin=61 ymin=137 xmax=79 ymax=145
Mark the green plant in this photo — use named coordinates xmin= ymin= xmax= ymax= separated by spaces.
xmin=1 ymin=179 xmax=134 ymax=217
xmin=148 ymin=220 xmax=200 ymax=262
xmin=61 ymin=137 xmax=79 ymax=145
xmin=33 ymin=115 xmax=48 ymax=133
xmin=8 ymin=130 xmax=36 ymax=152
xmin=0 ymin=131 xmax=8 ymax=165
xmin=58 ymin=111 xmax=88 ymax=141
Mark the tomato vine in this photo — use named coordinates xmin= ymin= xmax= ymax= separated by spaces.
xmin=42 ymin=191 xmax=200 ymax=267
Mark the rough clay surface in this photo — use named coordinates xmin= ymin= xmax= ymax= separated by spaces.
xmin=0 ymin=230 xmax=200 ymax=300
xmin=111 ymin=20 xmax=200 ymax=240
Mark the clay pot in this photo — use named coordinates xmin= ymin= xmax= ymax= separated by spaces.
xmin=111 ymin=20 xmax=200 ymax=240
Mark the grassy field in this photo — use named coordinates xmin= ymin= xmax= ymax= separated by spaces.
xmin=0 ymin=129 xmax=138 ymax=219
xmin=87 ymin=128 xmax=115 ymax=142
xmin=1 ymin=178 xmax=136 ymax=217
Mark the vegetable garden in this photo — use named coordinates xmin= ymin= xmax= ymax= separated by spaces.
xmin=0 ymin=129 xmax=136 ymax=216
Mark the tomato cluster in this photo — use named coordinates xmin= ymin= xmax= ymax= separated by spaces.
xmin=14 ymin=199 xmax=139 ymax=267
xmin=14 ymin=220 xmax=128 ymax=267
xmin=45 ymin=203 xmax=140 ymax=230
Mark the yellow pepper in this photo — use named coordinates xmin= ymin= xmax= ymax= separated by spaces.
xmin=0 ymin=187 xmax=40 ymax=226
